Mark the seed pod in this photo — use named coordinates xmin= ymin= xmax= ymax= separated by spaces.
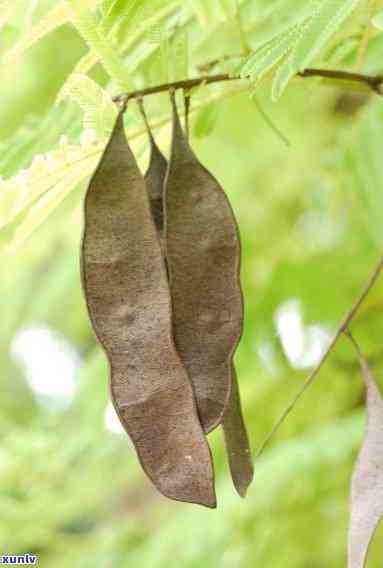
xmin=164 ymin=91 xmax=244 ymax=434
xmin=138 ymin=99 xmax=167 ymax=237
xmin=348 ymin=337 xmax=383 ymax=568
xmin=81 ymin=109 xmax=216 ymax=508
xmin=138 ymin=93 xmax=252 ymax=497
xmin=222 ymin=368 xmax=253 ymax=497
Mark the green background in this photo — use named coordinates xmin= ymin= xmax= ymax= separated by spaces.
xmin=1 ymin=1 xmax=383 ymax=566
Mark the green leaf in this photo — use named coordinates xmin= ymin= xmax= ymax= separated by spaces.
xmin=271 ymin=57 xmax=296 ymax=101
xmin=272 ymin=0 xmax=360 ymax=99
xmin=11 ymin=162 xmax=93 ymax=247
xmin=2 ymin=1 xmax=71 ymax=64
xmin=56 ymin=51 xmax=99 ymax=105
xmin=0 ymin=141 xmax=102 ymax=231
xmin=67 ymin=0 xmax=130 ymax=89
xmin=58 ymin=74 xmax=117 ymax=137
xmin=240 ymin=21 xmax=304 ymax=82
xmin=291 ymin=0 xmax=360 ymax=71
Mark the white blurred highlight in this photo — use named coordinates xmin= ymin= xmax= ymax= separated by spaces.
xmin=11 ymin=325 xmax=80 ymax=410
xmin=275 ymin=299 xmax=332 ymax=369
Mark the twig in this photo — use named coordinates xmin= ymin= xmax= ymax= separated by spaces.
xmin=256 ymin=255 xmax=383 ymax=458
xmin=297 ymin=68 xmax=383 ymax=94
xmin=113 ymin=68 xmax=383 ymax=104
xmin=112 ymin=74 xmax=240 ymax=104
xmin=198 ymin=53 xmax=243 ymax=73
xmin=250 ymin=93 xmax=290 ymax=147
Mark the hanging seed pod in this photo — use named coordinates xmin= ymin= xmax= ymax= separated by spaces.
xmin=164 ymin=91 xmax=244 ymax=434
xmin=222 ymin=368 xmax=254 ymax=497
xmin=347 ymin=334 xmax=383 ymax=568
xmin=138 ymin=99 xmax=167 ymax=237
xmin=81 ymin=109 xmax=216 ymax=508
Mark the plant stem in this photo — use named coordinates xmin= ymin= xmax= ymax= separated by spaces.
xmin=256 ymin=255 xmax=383 ymax=459
xmin=298 ymin=68 xmax=383 ymax=93
xmin=113 ymin=68 xmax=383 ymax=104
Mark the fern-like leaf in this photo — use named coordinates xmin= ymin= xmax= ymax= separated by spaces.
xmin=58 ymin=74 xmax=117 ymax=137
xmin=239 ymin=20 xmax=306 ymax=82
xmin=272 ymin=0 xmax=360 ymax=100
xmin=67 ymin=0 xmax=130 ymax=89
xmin=0 ymin=140 xmax=103 ymax=231
xmin=56 ymin=50 xmax=99 ymax=105
xmin=292 ymin=0 xmax=360 ymax=71
xmin=11 ymin=158 xmax=97 ymax=247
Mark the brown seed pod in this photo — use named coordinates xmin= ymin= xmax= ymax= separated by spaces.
xmin=138 ymin=99 xmax=167 ymax=237
xmin=81 ymin=109 xmax=216 ymax=508
xmin=164 ymin=91 xmax=244 ymax=434
xmin=222 ymin=368 xmax=253 ymax=497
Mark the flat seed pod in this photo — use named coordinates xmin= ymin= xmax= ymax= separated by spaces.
xmin=81 ymin=110 xmax=216 ymax=508
xmin=138 ymin=99 xmax=167 ymax=237
xmin=164 ymin=92 xmax=244 ymax=434
xmin=348 ymin=343 xmax=383 ymax=567
xmin=222 ymin=368 xmax=254 ymax=497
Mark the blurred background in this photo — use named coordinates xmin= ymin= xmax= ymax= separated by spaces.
xmin=1 ymin=0 xmax=383 ymax=566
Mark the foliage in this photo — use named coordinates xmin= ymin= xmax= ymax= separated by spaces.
xmin=1 ymin=0 xmax=383 ymax=566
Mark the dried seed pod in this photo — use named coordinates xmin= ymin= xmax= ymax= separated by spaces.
xmin=138 ymin=99 xmax=167 ymax=236
xmin=81 ymin=110 xmax=216 ymax=508
xmin=348 ymin=336 xmax=383 ymax=568
xmin=164 ymin=92 xmax=244 ymax=434
xmin=223 ymin=368 xmax=254 ymax=497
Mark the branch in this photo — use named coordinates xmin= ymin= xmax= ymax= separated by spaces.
xmin=113 ymin=68 xmax=383 ymax=104
xmin=256 ymin=255 xmax=383 ymax=459
xmin=112 ymin=74 xmax=239 ymax=104
xmin=297 ymin=68 xmax=383 ymax=94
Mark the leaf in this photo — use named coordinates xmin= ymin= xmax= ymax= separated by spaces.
xmin=58 ymin=74 xmax=117 ymax=137
xmin=67 ymin=0 xmax=130 ymax=89
xmin=101 ymin=0 xmax=153 ymax=33
xmin=2 ymin=1 xmax=72 ymax=64
xmin=291 ymin=0 xmax=360 ymax=71
xmin=239 ymin=21 xmax=304 ymax=83
xmin=271 ymin=57 xmax=296 ymax=101
xmin=2 ymin=0 xmax=105 ymax=63
xmin=0 ymin=140 xmax=103 ymax=231
xmin=11 ymin=157 xmax=97 ymax=247
xmin=271 ymin=0 xmax=360 ymax=99
xmin=0 ymin=103 xmax=81 ymax=178
xmin=56 ymin=51 xmax=99 ymax=105
xmin=348 ymin=337 xmax=383 ymax=568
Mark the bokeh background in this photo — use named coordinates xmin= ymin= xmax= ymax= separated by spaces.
xmin=1 ymin=0 xmax=383 ymax=566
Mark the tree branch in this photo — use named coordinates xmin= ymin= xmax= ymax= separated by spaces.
xmin=113 ymin=68 xmax=383 ymax=105
xmin=256 ymin=255 xmax=383 ymax=459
